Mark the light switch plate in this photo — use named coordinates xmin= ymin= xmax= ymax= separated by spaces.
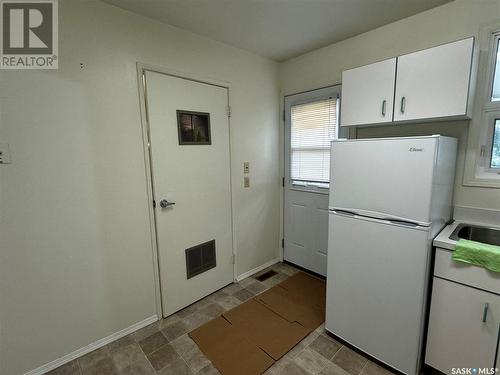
xmin=0 ymin=143 xmax=12 ymax=164
xmin=244 ymin=177 xmax=250 ymax=188
xmin=243 ymin=162 xmax=250 ymax=174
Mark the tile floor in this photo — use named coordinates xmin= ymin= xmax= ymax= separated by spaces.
xmin=47 ymin=262 xmax=396 ymax=375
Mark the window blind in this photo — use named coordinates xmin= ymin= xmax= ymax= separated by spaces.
xmin=290 ymin=97 xmax=338 ymax=183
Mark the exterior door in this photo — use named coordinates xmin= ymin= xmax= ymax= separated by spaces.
xmin=145 ymin=71 xmax=233 ymax=317
xmin=284 ymin=86 xmax=341 ymax=276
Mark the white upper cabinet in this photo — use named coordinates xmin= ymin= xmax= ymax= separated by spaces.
xmin=394 ymin=38 xmax=474 ymax=122
xmin=340 ymin=37 xmax=475 ymax=127
xmin=341 ymin=58 xmax=396 ymax=127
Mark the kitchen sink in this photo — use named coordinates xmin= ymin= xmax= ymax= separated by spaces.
xmin=449 ymin=223 xmax=500 ymax=246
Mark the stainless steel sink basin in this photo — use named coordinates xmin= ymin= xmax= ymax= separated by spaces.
xmin=449 ymin=223 xmax=500 ymax=246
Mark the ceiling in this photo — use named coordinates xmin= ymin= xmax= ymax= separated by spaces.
xmin=103 ymin=0 xmax=452 ymax=61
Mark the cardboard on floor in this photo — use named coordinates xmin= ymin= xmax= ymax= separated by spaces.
xmin=189 ymin=316 xmax=274 ymax=375
xmin=255 ymin=285 xmax=324 ymax=330
xmin=189 ymin=271 xmax=326 ymax=375
xmin=278 ymin=271 xmax=326 ymax=310
xmin=223 ymin=299 xmax=309 ymax=360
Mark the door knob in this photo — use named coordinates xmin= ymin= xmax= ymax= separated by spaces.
xmin=159 ymin=199 xmax=175 ymax=208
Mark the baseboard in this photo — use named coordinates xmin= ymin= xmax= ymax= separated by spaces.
xmin=236 ymin=257 xmax=280 ymax=281
xmin=24 ymin=315 xmax=158 ymax=375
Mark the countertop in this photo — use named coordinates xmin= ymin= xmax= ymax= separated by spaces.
xmin=433 ymin=221 xmax=459 ymax=251
xmin=433 ymin=205 xmax=500 ymax=251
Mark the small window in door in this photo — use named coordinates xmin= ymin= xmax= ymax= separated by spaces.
xmin=290 ymin=97 xmax=339 ymax=185
xmin=177 ymin=110 xmax=211 ymax=145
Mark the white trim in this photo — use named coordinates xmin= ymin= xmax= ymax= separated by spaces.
xmin=476 ymin=109 xmax=500 ymax=175
xmin=486 ymin=31 xmax=500 ymax=106
xmin=463 ymin=21 xmax=500 ymax=188
xmin=24 ymin=315 xmax=158 ymax=375
xmin=226 ymin=86 xmax=238 ymax=283
xmin=279 ymin=90 xmax=285 ymax=263
xmin=236 ymin=257 xmax=280 ymax=282
xmin=136 ymin=63 xmax=163 ymax=320
xmin=137 ymin=62 xmax=232 ymax=90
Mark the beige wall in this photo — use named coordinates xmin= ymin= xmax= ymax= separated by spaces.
xmin=280 ymin=0 xmax=500 ymax=211
xmin=0 ymin=1 xmax=280 ymax=374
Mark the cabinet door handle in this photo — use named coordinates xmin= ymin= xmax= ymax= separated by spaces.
xmin=400 ymin=96 xmax=406 ymax=114
xmin=482 ymin=303 xmax=489 ymax=323
xmin=381 ymin=100 xmax=386 ymax=116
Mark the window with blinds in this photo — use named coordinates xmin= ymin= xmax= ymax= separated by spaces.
xmin=290 ymin=97 xmax=338 ymax=183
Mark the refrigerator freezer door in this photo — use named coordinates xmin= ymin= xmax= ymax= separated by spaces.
xmin=326 ymin=212 xmax=431 ymax=375
xmin=330 ymin=137 xmax=438 ymax=225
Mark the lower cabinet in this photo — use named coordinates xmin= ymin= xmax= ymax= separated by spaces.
xmin=425 ymin=277 xmax=500 ymax=373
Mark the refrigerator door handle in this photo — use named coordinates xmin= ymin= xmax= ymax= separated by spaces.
xmin=333 ymin=212 xmax=430 ymax=231
xmin=330 ymin=209 xmax=356 ymax=216
xmin=328 ymin=206 xmax=431 ymax=227
xmin=388 ymin=219 xmax=420 ymax=228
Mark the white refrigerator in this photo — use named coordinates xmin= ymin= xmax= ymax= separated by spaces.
xmin=326 ymin=136 xmax=457 ymax=375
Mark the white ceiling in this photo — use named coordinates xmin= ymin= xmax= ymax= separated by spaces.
xmin=103 ymin=0 xmax=452 ymax=61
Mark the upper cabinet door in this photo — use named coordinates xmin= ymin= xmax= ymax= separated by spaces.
xmin=341 ymin=58 xmax=396 ymax=127
xmin=394 ymin=37 xmax=474 ymax=122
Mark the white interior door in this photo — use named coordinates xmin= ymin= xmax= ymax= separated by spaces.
xmin=145 ymin=71 xmax=233 ymax=317
xmin=284 ymin=86 xmax=342 ymax=276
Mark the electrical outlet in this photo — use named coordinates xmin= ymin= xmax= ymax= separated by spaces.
xmin=243 ymin=162 xmax=250 ymax=174
xmin=0 ymin=143 xmax=12 ymax=164
xmin=244 ymin=176 xmax=250 ymax=188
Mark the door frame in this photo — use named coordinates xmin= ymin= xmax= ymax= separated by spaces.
xmin=136 ymin=62 xmax=236 ymax=319
xmin=282 ymin=85 xmax=344 ymax=270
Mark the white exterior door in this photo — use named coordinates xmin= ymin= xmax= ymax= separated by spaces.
xmin=145 ymin=71 xmax=234 ymax=317
xmin=394 ymin=37 xmax=474 ymax=122
xmin=284 ymin=86 xmax=341 ymax=276
xmin=341 ymin=58 xmax=396 ymax=127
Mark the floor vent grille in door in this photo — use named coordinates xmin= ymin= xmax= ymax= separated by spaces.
xmin=185 ymin=240 xmax=216 ymax=279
